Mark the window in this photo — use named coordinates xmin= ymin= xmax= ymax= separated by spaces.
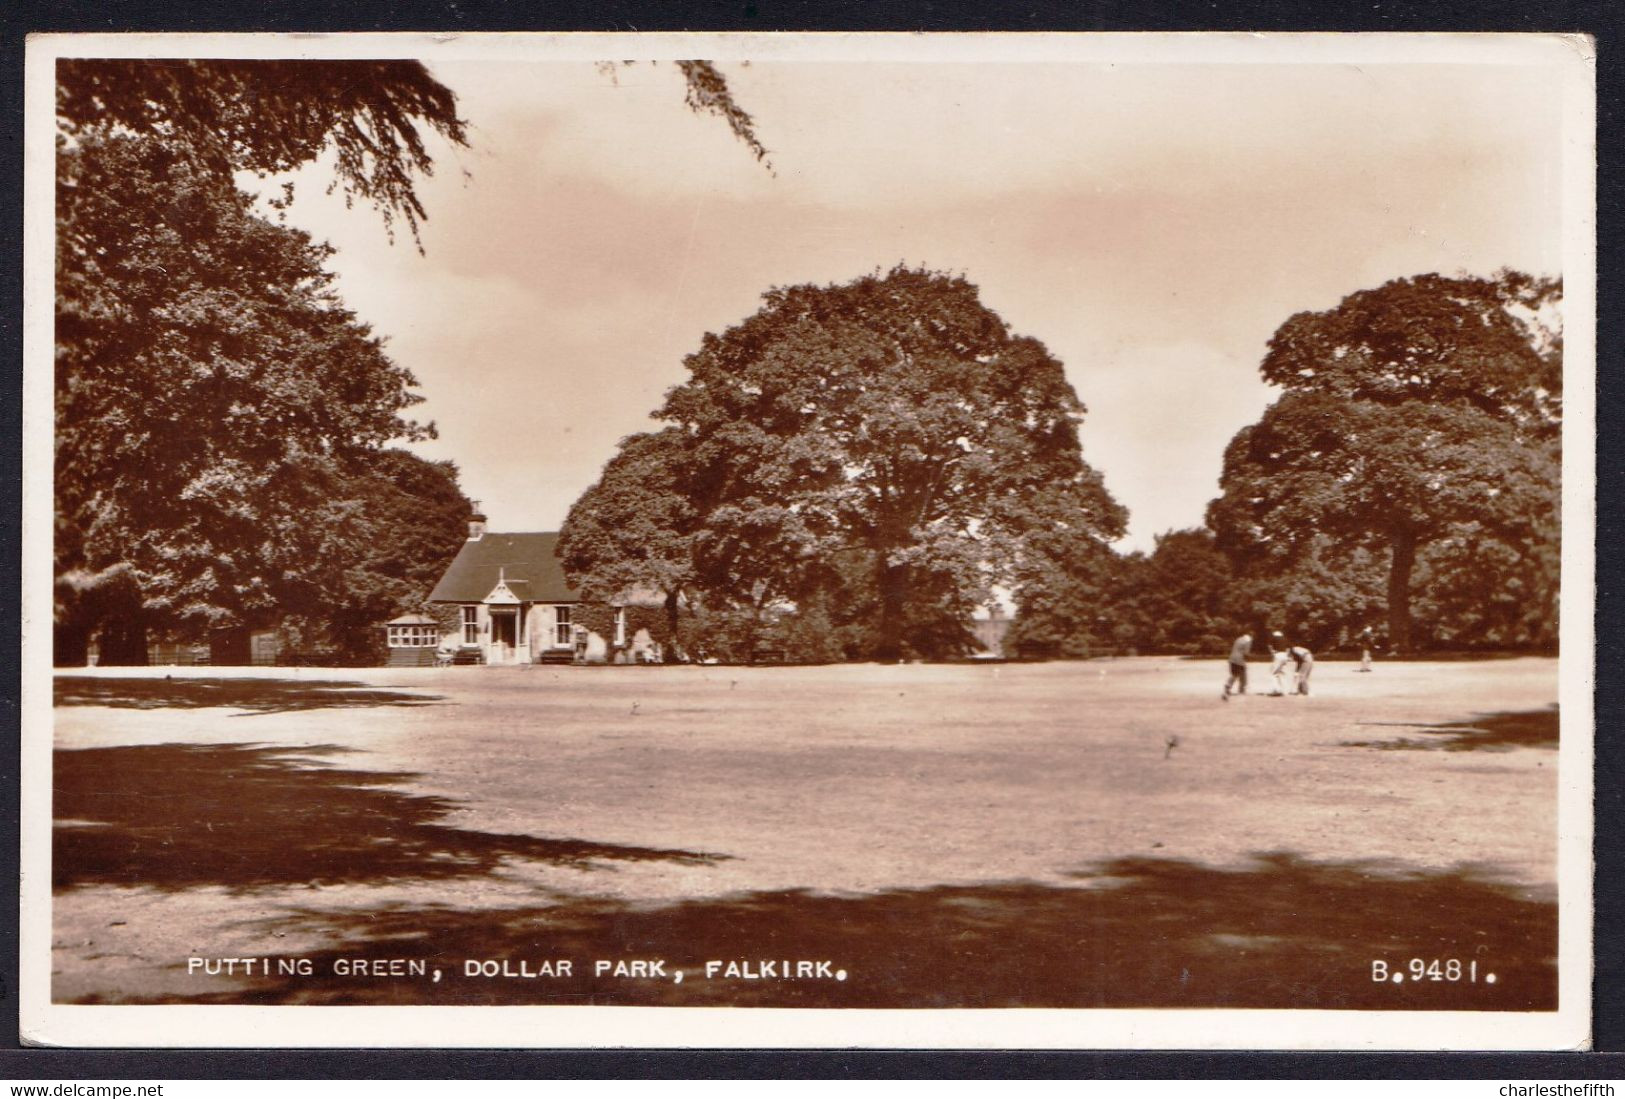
xmin=554 ymin=605 xmax=573 ymax=646
xmin=462 ymin=606 xmax=478 ymax=645
xmin=387 ymin=625 xmax=439 ymax=648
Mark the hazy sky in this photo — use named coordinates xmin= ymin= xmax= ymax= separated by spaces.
xmin=271 ymin=54 xmax=1565 ymax=551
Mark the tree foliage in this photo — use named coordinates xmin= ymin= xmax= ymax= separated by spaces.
xmin=557 ymin=427 xmax=700 ymax=642
xmin=1219 ymin=536 xmax=1386 ymax=653
xmin=1130 ymin=528 xmax=1239 ymax=654
xmin=1002 ymin=537 xmax=1125 ymax=659
xmin=674 ymin=60 xmax=771 ymax=169
xmin=1258 ymin=271 xmax=1560 ymax=431
xmin=563 ymin=266 xmax=1125 ymax=661
xmin=54 ymin=60 xmax=475 ymax=663
xmin=59 ymin=57 xmax=767 ymax=246
xmin=315 ymin=449 xmax=476 ymax=663
xmin=1208 ymin=271 xmax=1561 ymax=651
xmin=58 ymin=59 xmax=469 ymax=247
xmin=55 ymin=133 xmax=447 ymax=661
xmin=1008 ymin=528 xmax=1249 ymax=658
xmin=593 ymin=59 xmax=770 ymax=169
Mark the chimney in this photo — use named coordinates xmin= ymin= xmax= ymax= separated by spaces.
xmin=468 ymin=513 xmax=487 ymax=541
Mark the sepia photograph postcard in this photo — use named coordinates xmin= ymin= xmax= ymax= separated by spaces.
xmin=18 ymin=31 xmax=1596 ymax=1049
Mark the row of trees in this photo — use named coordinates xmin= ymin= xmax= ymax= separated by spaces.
xmin=562 ymin=269 xmax=1562 ymax=661
xmin=1014 ymin=270 xmax=1561 ymax=657
xmin=52 ymin=60 xmax=1561 ymax=665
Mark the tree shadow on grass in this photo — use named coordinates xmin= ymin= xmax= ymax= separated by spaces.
xmin=160 ymin=852 xmax=1554 ymax=1012
xmin=53 ymin=743 xmax=728 ymax=892
xmin=54 ymin=677 xmax=443 ymax=715
xmin=1341 ymin=706 xmax=1559 ymax=752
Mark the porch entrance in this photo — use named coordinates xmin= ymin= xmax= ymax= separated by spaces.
xmin=489 ymin=608 xmax=519 ymax=663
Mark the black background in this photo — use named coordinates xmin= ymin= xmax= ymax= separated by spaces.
xmin=0 ymin=0 xmax=1618 ymax=1080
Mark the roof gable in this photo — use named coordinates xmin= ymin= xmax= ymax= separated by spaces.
xmin=486 ymin=580 xmax=521 ymax=604
xmin=427 ymin=532 xmax=579 ymax=604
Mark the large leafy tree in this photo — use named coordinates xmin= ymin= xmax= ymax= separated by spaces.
xmin=1208 ymin=272 xmax=1561 ymax=651
xmin=55 ymin=60 xmax=472 ymax=663
xmin=568 ymin=266 xmax=1126 ymax=661
xmin=55 ymin=132 xmax=440 ymax=662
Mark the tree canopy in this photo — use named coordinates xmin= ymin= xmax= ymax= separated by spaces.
xmin=1007 ymin=528 xmax=1250 ymax=658
xmin=53 ymin=60 xmax=480 ymax=663
xmin=54 ymin=131 xmax=449 ymax=662
xmin=1208 ymin=271 xmax=1561 ymax=651
xmin=58 ymin=58 xmax=768 ymax=246
xmin=316 ymin=449 xmax=476 ymax=663
xmin=563 ymin=266 xmax=1125 ymax=661
xmin=557 ymin=427 xmax=701 ymax=640
xmin=57 ymin=59 xmax=470 ymax=247
xmin=1258 ymin=271 xmax=1560 ymax=430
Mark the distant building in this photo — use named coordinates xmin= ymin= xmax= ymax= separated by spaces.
xmin=425 ymin=515 xmax=661 ymax=666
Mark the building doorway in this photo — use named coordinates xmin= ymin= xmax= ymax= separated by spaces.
xmin=490 ymin=608 xmax=518 ymax=660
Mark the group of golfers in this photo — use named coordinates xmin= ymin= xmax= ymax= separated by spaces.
xmin=1221 ymin=630 xmax=1316 ymax=700
xmin=1219 ymin=626 xmax=1384 ymax=699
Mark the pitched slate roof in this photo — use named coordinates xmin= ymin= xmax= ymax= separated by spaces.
xmin=427 ymin=532 xmax=580 ymax=604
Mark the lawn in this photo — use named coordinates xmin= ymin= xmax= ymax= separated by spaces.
xmin=50 ymin=656 xmax=1560 ymax=1010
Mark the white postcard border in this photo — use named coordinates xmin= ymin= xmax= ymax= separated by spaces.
xmin=19 ymin=30 xmax=1597 ymax=1051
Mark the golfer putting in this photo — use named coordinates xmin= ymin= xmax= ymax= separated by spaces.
xmin=1289 ymin=643 xmax=1314 ymax=695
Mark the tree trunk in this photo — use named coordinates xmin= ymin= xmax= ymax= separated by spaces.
xmin=664 ymin=590 xmax=682 ymax=661
xmin=746 ymin=594 xmax=771 ymax=665
xmin=54 ymin=619 xmax=91 ymax=667
xmin=98 ymin=613 xmax=149 ymax=666
xmin=1386 ymin=527 xmax=1417 ymax=654
xmin=874 ymin=557 xmax=910 ymax=662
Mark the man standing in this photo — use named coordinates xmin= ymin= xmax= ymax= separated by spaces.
xmin=1268 ymin=631 xmax=1291 ymax=695
xmin=1290 ymin=643 xmax=1315 ymax=695
xmin=1358 ymin=627 xmax=1376 ymax=673
xmin=1222 ymin=631 xmax=1253 ymax=700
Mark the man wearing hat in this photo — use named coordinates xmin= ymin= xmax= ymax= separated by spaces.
xmin=1221 ymin=631 xmax=1252 ymax=700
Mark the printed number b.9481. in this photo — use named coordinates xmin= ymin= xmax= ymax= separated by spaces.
xmin=1371 ymin=959 xmax=1485 ymax=983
